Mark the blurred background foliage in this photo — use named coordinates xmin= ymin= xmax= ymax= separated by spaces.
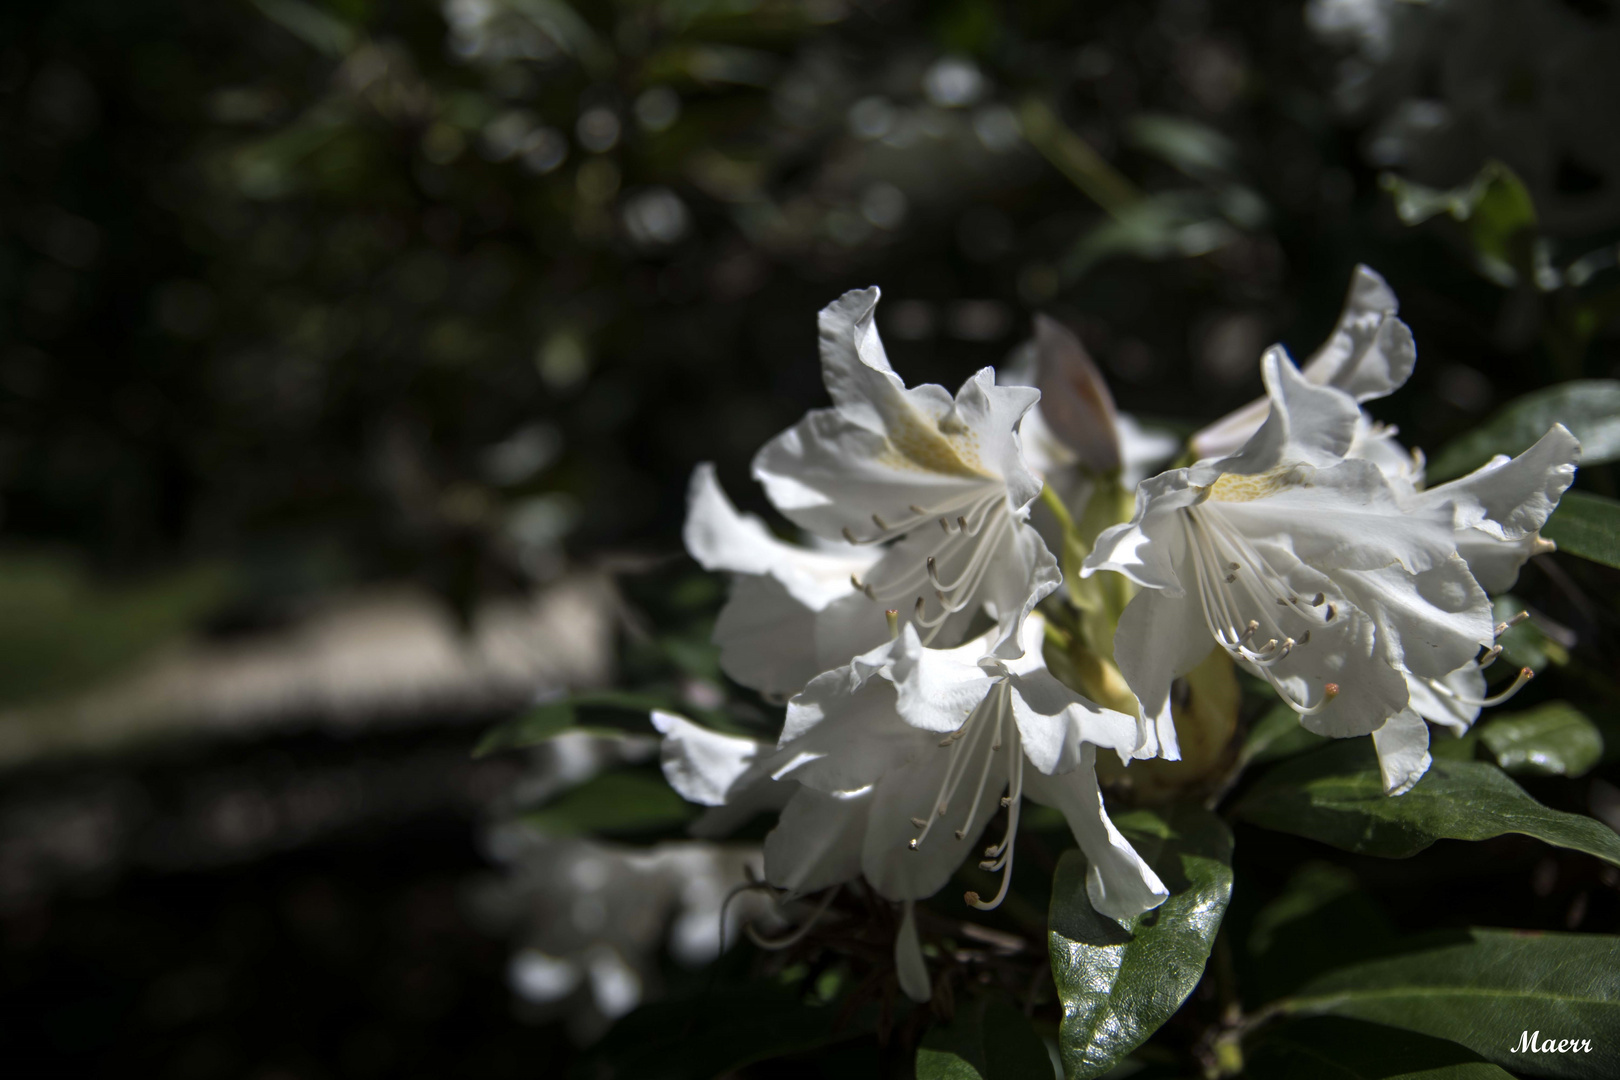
xmin=2 ymin=0 xmax=1619 ymax=1076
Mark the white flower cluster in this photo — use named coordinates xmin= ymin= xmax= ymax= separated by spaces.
xmin=657 ymin=273 xmax=1578 ymax=999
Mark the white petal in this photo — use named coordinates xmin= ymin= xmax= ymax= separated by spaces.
xmin=1008 ymin=668 xmax=1143 ymax=773
xmin=1191 ymin=265 xmax=1411 ymax=459
xmin=1416 ymin=424 xmax=1580 ymax=592
xmin=651 ymin=710 xmax=772 ymax=806
xmin=1083 ymin=470 xmax=1197 ymax=593
xmin=1300 ymin=265 xmax=1414 ymax=402
xmin=763 ymin=785 xmax=869 ymax=898
xmin=1022 ymin=752 xmax=1168 ymax=921
xmin=1371 ymin=708 xmax=1432 ymax=796
xmin=1348 ymin=415 xmax=1423 ymax=489
xmin=1218 ymin=346 xmax=1361 ymax=474
xmin=981 ymin=520 xmax=1062 ymax=661
xmin=885 ymin=624 xmax=1001 ymax=735
xmin=861 ymin=746 xmax=1003 ymax=901
xmin=895 ymin=900 xmax=931 ymax=1002
xmin=752 ymin=290 xmax=1043 ymax=538
xmin=774 ymin=641 xmax=935 ymax=793
xmin=1333 ymin=554 xmax=1492 ymax=680
xmin=752 ymin=406 xmax=988 ymax=538
xmin=685 ymin=463 xmax=879 ymax=611
xmin=1219 ymin=459 xmax=1458 ymax=576
xmin=1405 ymin=664 xmax=1484 ymax=734
xmin=1224 ymin=538 xmax=1414 ymax=738
xmin=1031 ymin=314 xmax=1120 ymax=474
xmin=1112 ymin=588 xmax=1212 ymax=760
xmin=1116 ymin=412 xmax=1182 ymax=487
xmin=712 ymin=575 xmax=886 ymax=699
xmin=951 ymin=368 xmax=1045 ymax=512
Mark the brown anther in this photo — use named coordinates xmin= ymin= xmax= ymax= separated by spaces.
xmin=842 ymin=527 xmax=859 ymax=544
xmin=909 ymin=504 xmax=926 ymax=515
xmin=1225 ymin=573 xmax=1237 ymax=583
xmin=1311 ymin=592 xmax=1325 ymax=606
xmin=872 ymin=513 xmax=888 ymax=531
xmin=963 ymin=891 xmax=980 ymax=906
xmin=1323 ymin=682 xmax=1340 ymax=698
xmin=999 ymin=795 xmax=1011 ymax=807
xmin=911 ymin=817 xmax=929 ymax=828
xmin=954 ymin=829 xmax=966 ymax=840
xmin=957 ymin=515 xmax=968 ymax=530
xmin=908 ymin=838 xmax=920 ymax=850
xmin=1324 ymin=603 xmax=1336 ymax=621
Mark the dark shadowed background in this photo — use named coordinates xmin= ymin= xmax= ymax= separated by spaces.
xmin=1 ymin=0 xmax=1617 ymax=1076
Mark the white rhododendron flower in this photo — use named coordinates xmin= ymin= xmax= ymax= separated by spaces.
xmin=1084 ymin=344 xmax=1578 ymax=790
xmin=687 ymin=287 xmax=1058 ymax=699
xmin=1182 ymin=266 xmax=1579 ymax=792
xmin=651 ymin=615 xmax=1167 ymax=997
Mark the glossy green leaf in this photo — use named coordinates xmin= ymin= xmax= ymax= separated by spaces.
xmin=1543 ymin=490 xmax=1620 ymax=571
xmin=1277 ymin=929 xmax=1620 ymax=1078
xmin=916 ymin=993 xmax=1054 ymax=1080
xmin=1248 ymin=1017 xmax=1515 ymax=1080
xmin=1428 ymin=380 xmax=1620 ymax=480
xmin=520 ymin=770 xmax=694 ymax=838
xmin=1048 ymin=803 xmax=1233 ymax=1079
xmin=474 ymin=691 xmax=671 ymax=757
xmin=1238 ymin=741 xmax=1620 ymax=866
xmin=1479 ymin=702 xmax=1603 ymax=778
xmin=1240 ymin=702 xmax=1327 ymax=767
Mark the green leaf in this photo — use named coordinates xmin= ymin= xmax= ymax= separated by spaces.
xmin=1244 ymin=863 xmax=1395 ymax=1004
xmin=916 ymin=993 xmax=1054 ymax=1080
xmin=1248 ymin=1017 xmax=1516 ymax=1080
xmin=1241 ymin=702 xmax=1328 ymax=767
xmin=1238 ymin=741 xmax=1620 ymax=867
xmin=1479 ymin=702 xmax=1603 ymax=778
xmin=520 ymin=770 xmax=694 ymax=838
xmin=1427 ymin=380 xmax=1620 ymax=480
xmin=571 ymin=986 xmax=856 ymax=1080
xmin=1544 ymin=490 xmax=1620 ymax=571
xmin=1048 ymin=803 xmax=1234 ymax=1079
xmin=1380 ymin=161 xmax=1537 ymax=287
xmin=474 ymin=691 xmax=671 ymax=757
xmin=1275 ymin=929 xmax=1620 ymax=1079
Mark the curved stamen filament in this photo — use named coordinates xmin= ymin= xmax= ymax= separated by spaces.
xmin=954 ymin=684 xmax=1009 ymax=840
xmin=1183 ymin=510 xmax=1340 ymax=715
xmin=1426 ymin=666 xmax=1534 ymax=708
xmin=744 ymin=884 xmax=841 ymax=950
xmin=967 ymin=723 xmax=1023 ymax=911
xmin=840 ymin=489 xmax=998 ymax=546
xmin=911 ymin=691 xmax=998 ymax=849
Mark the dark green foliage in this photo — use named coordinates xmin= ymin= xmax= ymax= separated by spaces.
xmin=1047 ymin=805 xmax=1233 ymax=1079
xmin=1238 ymin=741 xmax=1620 ymax=866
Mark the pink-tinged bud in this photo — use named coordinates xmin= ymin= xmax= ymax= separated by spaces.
xmin=1034 ymin=314 xmax=1121 ymax=473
